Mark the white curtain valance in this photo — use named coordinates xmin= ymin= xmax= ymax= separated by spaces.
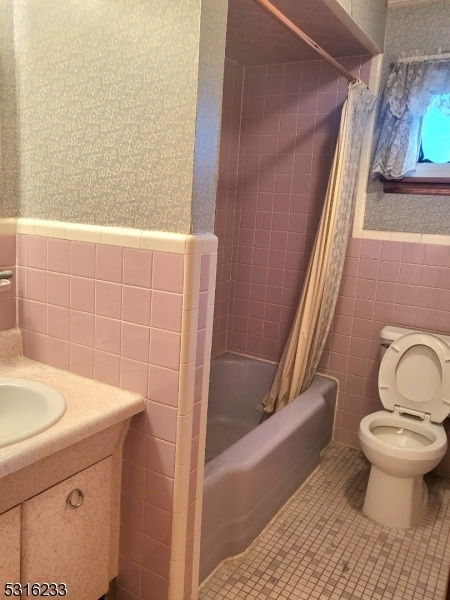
xmin=371 ymin=59 xmax=450 ymax=180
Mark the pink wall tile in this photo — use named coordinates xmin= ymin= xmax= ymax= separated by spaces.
xmin=96 ymin=280 xmax=122 ymax=318
xmin=16 ymin=232 xmax=211 ymax=600
xmin=122 ymin=286 xmax=151 ymax=326
xmin=148 ymin=365 xmax=179 ymax=407
xmin=141 ymin=536 xmax=171 ymax=579
xmin=47 ymin=305 xmax=70 ymax=340
xmin=47 ymin=337 xmax=70 ymax=371
xmin=0 ymin=298 xmax=16 ymax=330
xmin=95 ymin=316 xmax=121 ymax=354
xmin=70 ymin=311 xmax=95 ymax=347
xmin=146 ymin=437 xmax=176 ymax=478
xmin=26 ymin=236 xmax=47 ymax=269
xmin=26 ymin=331 xmax=47 ymax=363
xmin=214 ymin=56 xmax=373 ymax=362
xmin=48 ymin=239 xmax=70 ymax=273
xmin=123 ymin=248 xmax=153 ymax=288
xmin=146 ymin=400 xmax=177 ymax=444
xmin=70 ymin=344 xmax=94 ymax=379
xmin=153 ymin=253 xmax=184 ymax=293
xmin=70 ymin=241 xmax=96 ymax=277
xmin=120 ymin=358 xmax=149 ymax=397
xmin=96 ymin=244 xmax=123 ymax=282
xmin=0 ymin=234 xmax=16 ymax=266
xmin=121 ymin=322 xmax=150 ymax=363
xmin=144 ymin=469 xmax=174 ymax=511
xmin=70 ymin=276 xmax=95 ymax=313
xmin=26 ymin=269 xmax=47 ymax=302
xmin=142 ymin=506 xmax=172 ymax=554
xmin=94 ymin=350 xmax=121 ymax=386
xmin=149 ymin=329 xmax=181 ymax=371
xmin=116 ymin=555 xmax=142 ymax=598
xmin=47 ymin=272 xmax=70 ymax=307
xmin=25 ymin=300 xmax=47 ymax=334
xmin=140 ymin=567 xmax=169 ymax=600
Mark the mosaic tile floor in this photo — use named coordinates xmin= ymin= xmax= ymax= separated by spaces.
xmin=199 ymin=443 xmax=450 ymax=600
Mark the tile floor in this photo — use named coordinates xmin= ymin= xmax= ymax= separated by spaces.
xmin=199 ymin=443 xmax=450 ymax=600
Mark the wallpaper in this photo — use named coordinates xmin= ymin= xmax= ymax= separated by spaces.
xmin=0 ymin=0 xmax=20 ymax=218
xmin=364 ymin=2 xmax=450 ymax=235
xmin=332 ymin=0 xmax=387 ymax=52
xmin=191 ymin=0 xmax=228 ymax=234
xmin=2 ymin=0 xmax=226 ymax=233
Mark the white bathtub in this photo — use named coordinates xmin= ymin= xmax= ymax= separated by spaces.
xmin=200 ymin=352 xmax=337 ymax=582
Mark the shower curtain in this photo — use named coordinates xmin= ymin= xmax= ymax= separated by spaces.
xmin=263 ymin=80 xmax=375 ymax=415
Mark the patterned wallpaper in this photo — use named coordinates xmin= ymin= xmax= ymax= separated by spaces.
xmin=364 ymin=2 xmax=450 ymax=235
xmin=333 ymin=0 xmax=387 ymax=52
xmin=0 ymin=0 xmax=20 ymax=218
xmin=1 ymin=0 xmax=227 ymax=233
xmin=192 ymin=0 xmax=228 ymax=234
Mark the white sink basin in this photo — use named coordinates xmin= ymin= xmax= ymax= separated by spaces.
xmin=0 ymin=377 xmax=67 ymax=448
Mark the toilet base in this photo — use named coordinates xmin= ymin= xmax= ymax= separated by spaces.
xmin=362 ymin=465 xmax=428 ymax=529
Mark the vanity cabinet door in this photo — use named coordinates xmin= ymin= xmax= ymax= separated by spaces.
xmin=21 ymin=457 xmax=112 ymax=600
xmin=0 ymin=505 xmax=20 ymax=596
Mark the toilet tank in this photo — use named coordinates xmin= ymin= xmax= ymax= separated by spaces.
xmin=380 ymin=325 xmax=450 ymax=359
xmin=380 ymin=325 xmax=416 ymax=346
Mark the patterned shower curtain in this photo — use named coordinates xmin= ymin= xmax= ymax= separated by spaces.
xmin=263 ymin=80 xmax=375 ymax=415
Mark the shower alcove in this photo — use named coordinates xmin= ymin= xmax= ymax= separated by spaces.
xmin=200 ymin=0 xmax=385 ymax=582
xmin=211 ymin=0 xmax=384 ymax=363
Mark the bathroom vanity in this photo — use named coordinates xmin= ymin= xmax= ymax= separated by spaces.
xmin=0 ymin=332 xmax=145 ymax=600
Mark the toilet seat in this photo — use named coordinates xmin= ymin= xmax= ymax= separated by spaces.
xmin=379 ymin=332 xmax=450 ymax=424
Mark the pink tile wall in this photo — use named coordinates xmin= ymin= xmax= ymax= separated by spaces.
xmin=214 ymin=55 xmax=372 ymax=362
xmin=16 ymin=233 xmax=211 ymax=600
xmin=184 ymin=252 xmax=211 ymax=595
xmin=213 ymin=55 xmax=450 ymax=477
xmin=0 ymin=233 xmax=16 ymax=330
xmin=319 ymin=237 xmax=450 ymax=476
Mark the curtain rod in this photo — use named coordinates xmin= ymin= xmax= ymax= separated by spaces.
xmin=251 ymin=0 xmax=359 ymax=84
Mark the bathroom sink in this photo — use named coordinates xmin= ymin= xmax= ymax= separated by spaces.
xmin=0 ymin=377 xmax=67 ymax=448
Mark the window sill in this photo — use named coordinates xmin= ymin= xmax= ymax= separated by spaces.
xmin=382 ymin=177 xmax=450 ymax=196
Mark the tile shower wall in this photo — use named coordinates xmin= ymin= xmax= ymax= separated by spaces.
xmin=14 ymin=228 xmax=216 ymax=600
xmin=211 ymin=57 xmax=450 ymax=477
xmin=213 ymin=55 xmax=372 ymax=362
xmin=321 ymin=236 xmax=450 ymax=476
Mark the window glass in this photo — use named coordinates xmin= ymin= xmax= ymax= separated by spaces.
xmin=420 ymin=95 xmax=450 ymax=164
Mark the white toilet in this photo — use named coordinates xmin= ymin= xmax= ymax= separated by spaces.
xmin=358 ymin=325 xmax=449 ymax=529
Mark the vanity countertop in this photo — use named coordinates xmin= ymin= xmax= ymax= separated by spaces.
xmin=0 ymin=355 xmax=145 ymax=479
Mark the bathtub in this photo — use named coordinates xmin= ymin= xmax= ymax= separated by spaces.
xmin=200 ymin=352 xmax=337 ymax=582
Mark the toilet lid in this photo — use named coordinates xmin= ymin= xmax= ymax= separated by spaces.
xmin=378 ymin=332 xmax=450 ymax=423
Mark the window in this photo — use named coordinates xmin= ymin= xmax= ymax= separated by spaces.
xmin=372 ymin=59 xmax=450 ymax=195
xmin=382 ymin=93 xmax=450 ymax=195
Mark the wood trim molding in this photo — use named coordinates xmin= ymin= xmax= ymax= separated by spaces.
xmin=382 ymin=178 xmax=450 ymax=196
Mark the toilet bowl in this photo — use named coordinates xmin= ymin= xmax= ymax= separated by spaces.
xmin=358 ymin=326 xmax=450 ymax=529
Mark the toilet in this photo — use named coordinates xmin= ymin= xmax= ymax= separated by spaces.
xmin=358 ymin=325 xmax=449 ymax=529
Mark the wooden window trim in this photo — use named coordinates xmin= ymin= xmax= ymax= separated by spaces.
xmin=382 ymin=177 xmax=450 ymax=196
